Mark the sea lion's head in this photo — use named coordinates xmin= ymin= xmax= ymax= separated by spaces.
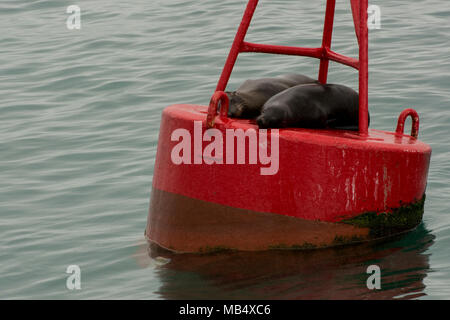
xmin=225 ymin=92 xmax=247 ymax=118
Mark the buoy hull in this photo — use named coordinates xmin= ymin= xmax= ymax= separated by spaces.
xmin=146 ymin=104 xmax=431 ymax=253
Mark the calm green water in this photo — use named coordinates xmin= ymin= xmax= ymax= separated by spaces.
xmin=0 ymin=0 xmax=449 ymax=299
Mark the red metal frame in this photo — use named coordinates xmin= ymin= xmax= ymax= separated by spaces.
xmin=213 ymin=0 xmax=369 ymax=135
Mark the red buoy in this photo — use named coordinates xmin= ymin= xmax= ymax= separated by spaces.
xmin=146 ymin=0 xmax=431 ymax=253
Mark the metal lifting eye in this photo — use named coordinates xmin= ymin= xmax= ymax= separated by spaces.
xmin=207 ymin=91 xmax=229 ymax=129
xmin=396 ymin=109 xmax=420 ymax=139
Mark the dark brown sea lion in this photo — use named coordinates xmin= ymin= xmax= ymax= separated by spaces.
xmin=225 ymin=74 xmax=318 ymax=118
xmin=256 ymin=83 xmax=369 ymax=130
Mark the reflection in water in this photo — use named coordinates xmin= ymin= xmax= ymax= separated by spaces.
xmin=149 ymin=225 xmax=434 ymax=299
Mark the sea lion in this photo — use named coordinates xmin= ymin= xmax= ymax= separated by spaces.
xmin=225 ymin=74 xmax=318 ymax=118
xmin=256 ymin=83 xmax=369 ymax=130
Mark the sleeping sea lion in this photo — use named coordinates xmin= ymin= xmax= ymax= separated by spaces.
xmin=225 ymin=74 xmax=318 ymax=118
xmin=256 ymin=83 xmax=369 ymax=130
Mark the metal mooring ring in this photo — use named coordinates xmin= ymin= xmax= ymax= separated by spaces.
xmin=206 ymin=91 xmax=229 ymax=128
xmin=396 ymin=108 xmax=420 ymax=139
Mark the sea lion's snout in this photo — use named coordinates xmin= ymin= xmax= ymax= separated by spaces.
xmin=228 ymin=93 xmax=246 ymax=118
xmin=228 ymin=103 xmax=241 ymax=117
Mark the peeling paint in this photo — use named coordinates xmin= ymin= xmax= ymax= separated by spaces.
xmin=351 ymin=175 xmax=356 ymax=202
xmin=345 ymin=178 xmax=351 ymax=211
xmin=374 ymin=171 xmax=379 ymax=201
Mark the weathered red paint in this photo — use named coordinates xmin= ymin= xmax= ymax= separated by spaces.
xmin=151 ymin=104 xmax=430 ymax=223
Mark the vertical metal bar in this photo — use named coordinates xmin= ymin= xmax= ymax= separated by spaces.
xmin=358 ymin=0 xmax=369 ymax=135
xmin=350 ymin=0 xmax=361 ymax=46
xmin=318 ymin=0 xmax=336 ymax=84
xmin=215 ymin=0 xmax=259 ymax=92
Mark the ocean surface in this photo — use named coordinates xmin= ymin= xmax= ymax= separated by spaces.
xmin=0 ymin=0 xmax=449 ymax=299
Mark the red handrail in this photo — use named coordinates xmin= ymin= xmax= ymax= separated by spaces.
xmin=213 ymin=0 xmax=369 ymax=136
